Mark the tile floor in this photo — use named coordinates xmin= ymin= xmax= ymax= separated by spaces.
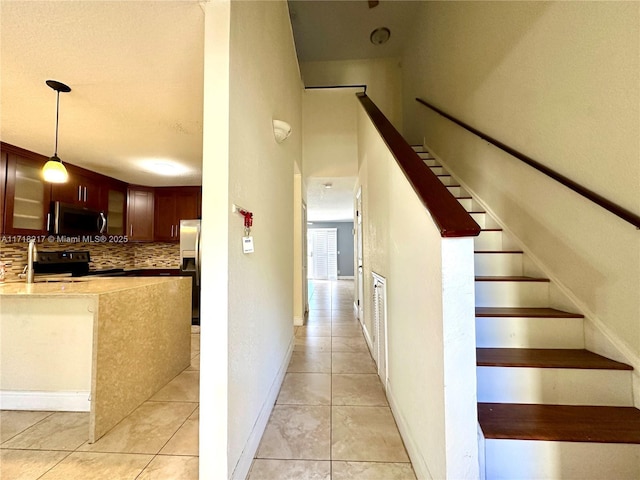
xmin=0 ymin=328 xmax=200 ymax=480
xmin=1 ymin=280 xmax=415 ymax=479
xmin=247 ymin=280 xmax=416 ymax=480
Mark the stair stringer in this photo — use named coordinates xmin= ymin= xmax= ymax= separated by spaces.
xmin=423 ymin=142 xmax=640 ymax=410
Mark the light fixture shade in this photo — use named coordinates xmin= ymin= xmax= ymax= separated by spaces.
xmin=42 ymin=155 xmax=69 ymax=183
xmin=273 ymin=119 xmax=292 ymax=144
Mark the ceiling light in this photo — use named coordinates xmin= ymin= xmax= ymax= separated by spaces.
xmin=42 ymin=80 xmax=71 ymax=183
xmin=140 ymin=159 xmax=190 ymax=176
xmin=370 ymin=27 xmax=391 ymax=45
xmin=323 ymin=183 xmax=333 ymax=189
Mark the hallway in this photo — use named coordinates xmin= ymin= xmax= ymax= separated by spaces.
xmin=247 ymin=280 xmax=416 ymax=480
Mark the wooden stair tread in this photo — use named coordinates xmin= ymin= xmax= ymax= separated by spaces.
xmin=479 ymin=403 xmax=640 ymax=443
xmin=476 ymin=276 xmax=550 ymax=282
xmin=475 ymin=250 xmax=523 ymax=254
xmin=469 ymin=210 xmax=486 ymax=214
xmin=477 ymin=348 xmax=633 ymax=370
xmin=476 ymin=307 xmax=583 ymax=318
xmin=480 ymin=228 xmax=502 ymax=231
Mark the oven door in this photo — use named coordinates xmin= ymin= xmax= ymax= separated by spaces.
xmin=51 ymin=201 xmax=107 ymax=236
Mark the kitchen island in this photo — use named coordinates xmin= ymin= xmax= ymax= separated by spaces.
xmin=0 ymin=276 xmax=191 ymax=442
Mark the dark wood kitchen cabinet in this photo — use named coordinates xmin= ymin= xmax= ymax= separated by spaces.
xmin=51 ymin=164 xmax=103 ymax=211
xmin=1 ymin=143 xmax=50 ymax=235
xmin=126 ymin=186 xmax=154 ymax=241
xmin=153 ymin=187 xmax=201 ymax=242
xmin=104 ymin=180 xmax=127 ymax=235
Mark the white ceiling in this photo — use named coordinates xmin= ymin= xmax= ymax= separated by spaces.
xmin=306 ymin=176 xmax=357 ymax=222
xmin=0 ymin=1 xmax=204 ymax=187
xmin=288 ymin=0 xmax=420 ymax=62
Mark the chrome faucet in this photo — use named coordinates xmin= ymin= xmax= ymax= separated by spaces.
xmin=26 ymin=240 xmax=37 ymax=284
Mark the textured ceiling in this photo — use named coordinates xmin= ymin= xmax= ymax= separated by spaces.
xmin=288 ymin=0 xmax=420 ymax=62
xmin=0 ymin=1 xmax=204 ymax=186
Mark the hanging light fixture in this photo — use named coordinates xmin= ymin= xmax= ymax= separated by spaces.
xmin=42 ymin=80 xmax=71 ymax=183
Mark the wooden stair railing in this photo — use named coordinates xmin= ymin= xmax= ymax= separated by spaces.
xmin=357 ymin=93 xmax=480 ymax=238
xmin=416 ymin=97 xmax=640 ymax=229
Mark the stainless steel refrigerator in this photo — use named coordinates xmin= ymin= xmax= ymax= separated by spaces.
xmin=180 ymin=219 xmax=201 ymax=324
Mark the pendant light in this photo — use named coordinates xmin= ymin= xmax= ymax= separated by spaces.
xmin=42 ymin=80 xmax=71 ymax=183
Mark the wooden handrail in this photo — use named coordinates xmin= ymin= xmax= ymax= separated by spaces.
xmin=357 ymin=93 xmax=480 ymax=238
xmin=416 ymin=98 xmax=640 ymax=229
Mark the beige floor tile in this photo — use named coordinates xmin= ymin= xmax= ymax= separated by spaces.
xmin=149 ymin=370 xmax=200 ymax=402
xmin=296 ymin=325 xmax=332 ymax=337
xmin=332 ymin=461 xmax=416 ymax=479
xmin=79 ymin=401 xmax=197 ymax=454
xmin=0 ymin=410 xmax=53 ymax=443
xmin=332 ymin=406 xmax=409 ymax=462
xmin=331 ymin=316 xmax=360 ymax=325
xmin=0 ymin=449 xmax=69 ymax=480
xmin=39 ymin=452 xmax=153 ymax=480
xmin=1 ymin=412 xmax=89 ymax=451
xmin=332 ymin=352 xmax=376 ymax=374
xmin=332 ymin=374 xmax=388 ymax=406
xmin=294 ymin=336 xmax=332 ymax=352
xmin=137 ymin=455 xmax=199 ymax=479
xmin=276 ymin=373 xmax=331 ymax=405
xmin=248 ymin=459 xmax=330 ymax=480
xmin=256 ymin=405 xmax=330 ymax=460
xmin=159 ymin=411 xmax=199 ymax=455
xmin=287 ymin=352 xmax=331 ymax=373
xmin=331 ymin=336 xmax=369 ymax=353
xmin=305 ymin=316 xmax=332 ymax=326
xmin=332 ymin=324 xmax=363 ymax=337
xmin=191 ymin=334 xmax=200 ymax=354
xmin=187 ymin=354 xmax=200 ymax=371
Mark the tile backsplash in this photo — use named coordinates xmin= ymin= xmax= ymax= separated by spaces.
xmin=0 ymin=241 xmax=179 ymax=280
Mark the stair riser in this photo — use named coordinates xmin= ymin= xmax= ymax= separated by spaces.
xmin=475 ymin=253 xmax=523 ymax=276
xmin=422 ymin=158 xmax=439 ymax=167
xmin=477 ymin=367 xmax=633 ymax=406
xmin=474 ymin=231 xmax=506 ymax=250
xmin=438 ymin=176 xmax=455 ymax=186
xmin=430 ymin=166 xmax=447 ymax=175
xmin=484 ymin=439 xmax=640 ymax=480
xmin=458 ymin=198 xmax=474 ymax=211
xmin=476 ymin=317 xmax=584 ymax=349
xmin=411 ymin=146 xmax=424 ymax=152
xmin=475 ymin=281 xmax=549 ymax=308
xmin=446 ymin=186 xmax=466 ymax=197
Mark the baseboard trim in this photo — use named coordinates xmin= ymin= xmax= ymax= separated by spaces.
xmin=293 ymin=315 xmax=304 ymax=326
xmin=230 ymin=336 xmax=294 ymax=480
xmin=0 ymin=390 xmax=90 ymax=412
xmin=386 ymin=380 xmax=433 ymax=480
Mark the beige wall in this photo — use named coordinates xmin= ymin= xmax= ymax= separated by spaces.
xmin=301 ymin=58 xmax=403 ymax=131
xmin=358 ymin=105 xmax=478 ymax=479
xmin=227 ymin=1 xmax=302 ymax=477
xmin=402 ymin=2 xmax=640 ymax=389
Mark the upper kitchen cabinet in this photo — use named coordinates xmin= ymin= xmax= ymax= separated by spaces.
xmin=103 ymin=179 xmax=127 ymax=236
xmin=51 ymin=164 xmax=103 ymax=211
xmin=153 ymin=187 xmax=201 ymax=242
xmin=127 ymin=186 xmax=154 ymax=242
xmin=2 ymin=143 xmax=50 ymax=235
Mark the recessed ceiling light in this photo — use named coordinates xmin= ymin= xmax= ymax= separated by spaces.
xmin=323 ymin=182 xmax=333 ymax=189
xmin=140 ymin=159 xmax=190 ymax=176
xmin=370 ymin=27 xmax=391 ymax=45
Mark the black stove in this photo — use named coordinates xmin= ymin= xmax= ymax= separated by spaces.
xmin=34 ymin=251 xmax=126 ymax=277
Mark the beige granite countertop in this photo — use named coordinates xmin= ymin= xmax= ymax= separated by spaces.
xmin=0 ymin=276 xmax=180 ymax=296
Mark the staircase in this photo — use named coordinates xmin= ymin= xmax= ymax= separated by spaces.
xmin=412 ymin=146 xmax=640 ymax=479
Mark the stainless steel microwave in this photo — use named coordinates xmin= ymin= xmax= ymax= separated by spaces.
xmin=49 ymin=201 xmax=107 ymax=235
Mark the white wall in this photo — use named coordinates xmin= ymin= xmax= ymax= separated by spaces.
xmin=227 ymin=1 xmax=302 ymax=477
xmin=302 ymin=88 xmax=359 ymax=179
xmin=200 ymin=1 xmax=302 ymax=478
xmin=301 ymin=58 xmax=403 ymax=131
xmin=358 ymin=104 xmax=478 ymax=479
xmin=402 ymin=2 xmax=640 ymax=394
